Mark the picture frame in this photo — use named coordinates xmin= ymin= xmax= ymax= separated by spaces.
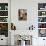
xmin=38 ymin=29 xmax=46 ymax=37
xmin=18 ymin=9 xmax=27 ymax=21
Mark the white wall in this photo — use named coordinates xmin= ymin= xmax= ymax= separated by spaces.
xmin=11 ymin=0 xmax=38 ymax=45
xmin=11 ymin=0 xmax=38 ymax=30
xmin=11 ymin=0 xmax=46 ymax=46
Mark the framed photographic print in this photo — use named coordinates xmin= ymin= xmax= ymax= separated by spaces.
xmin=38 ymin=29 xmax=46 ymax=37
xmin=38 ymin=23 xmax=46 ymax=28
xmin=0 ymin=17 xmax=8 ymax=22
xmin=38 ymin=17 xmax=46 ymax=22
xmin=18 ymin=9 xmax=27 ymax=21
xmin=38 ymin=3 xmax=46 ymax=10
xmin=0 ymin=23 xmax=8 ymax=37
xmin=0 ymin=3 xmax=8 ymax=10
xmin=0 ymin=11 xmax=8 ymax=16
